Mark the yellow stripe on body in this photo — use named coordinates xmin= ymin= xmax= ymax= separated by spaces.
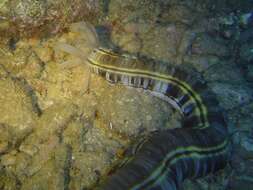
xmin=97 ymin=48 xmax=137 ymax=59
xmin=129 ymin=139 xmax=228 ymax=190
xmin=87 ymin=57 xmax=209 ymax=129
xmin=87 ymin=48 xmax=228 ymax=190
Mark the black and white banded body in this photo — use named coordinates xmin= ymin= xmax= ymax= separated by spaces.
xmin=86 ymin=48 xmax=230 ymax=190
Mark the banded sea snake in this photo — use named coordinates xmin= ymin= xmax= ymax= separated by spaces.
xmin=56 ymin=24 xmax=229 ymax=189
xmin=84 ymin=47 xmax=230 ymax=190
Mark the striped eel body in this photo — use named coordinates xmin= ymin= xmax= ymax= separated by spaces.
xmin=87 ymin=48 xmax=230 ymax=190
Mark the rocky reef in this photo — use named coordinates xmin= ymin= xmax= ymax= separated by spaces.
xmin=0 ymin=0 xmax=253 ymax=190
xmin=0 ymin=0 xmax=100 ymax=37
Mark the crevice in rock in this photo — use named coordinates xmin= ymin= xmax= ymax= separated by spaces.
xmin=11 ymin=76 xmax=42 ymax=117
xmin=62 ymin=144 xmax=72 ymax=190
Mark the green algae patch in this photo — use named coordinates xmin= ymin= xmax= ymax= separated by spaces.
xmin=0 ymin=77 xmax=37 ymax=131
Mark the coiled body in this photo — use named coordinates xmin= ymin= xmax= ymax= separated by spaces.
xmin=87 ymin=48 xmax=229 ymax=190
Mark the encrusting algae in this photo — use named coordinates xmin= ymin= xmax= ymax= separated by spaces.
xmin=0 ymin=21 xmax=180 ymax=189
xmin=0 ymin=1 xmax=253 ymax=189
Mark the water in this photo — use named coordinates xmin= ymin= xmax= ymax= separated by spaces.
xmin=0 ymin=0 xmax=253 ymax=190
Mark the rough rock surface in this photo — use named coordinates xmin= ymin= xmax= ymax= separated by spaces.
xmin=0 ymin=0 xmax=100 ymax=37
xmin=0 ymin=0 xmax=253 ymax=190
